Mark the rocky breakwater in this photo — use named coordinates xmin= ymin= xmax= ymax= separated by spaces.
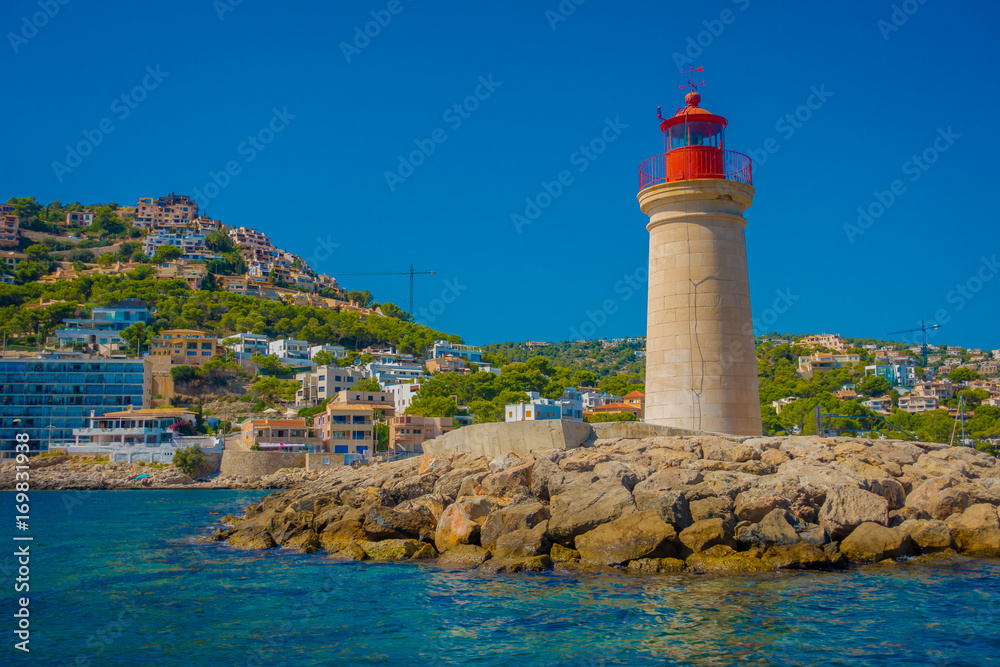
xmin=211 ymin=434 xmax=1000 ymax=573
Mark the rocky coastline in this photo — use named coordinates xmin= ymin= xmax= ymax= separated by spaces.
xmin=0 ymin=455 xmax=315 ymax=491
xmin=209 ymin=434 xmax=1000 ymax=573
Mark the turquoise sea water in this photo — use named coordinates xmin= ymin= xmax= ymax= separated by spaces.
xmin=2 ymin=490 xmax=999 ymax=666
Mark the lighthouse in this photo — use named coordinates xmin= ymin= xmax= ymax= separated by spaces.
xmin=637 ymin=71 xmax=761 ymax=435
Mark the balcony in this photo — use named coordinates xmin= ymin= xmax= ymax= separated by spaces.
xmin=638 ymin=149 xmax=752 ymax=192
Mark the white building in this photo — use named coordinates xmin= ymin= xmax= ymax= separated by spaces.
xmin=143 ymin=229 xmax=219 ymax=262
xmin=865 ymin=362 xmax=917 ymax=388
xmin=295 ymin=365 xmax=368 ymax=405
xmin=385 ymin=381 xmax=424 ymax=414
xmin=225 ymin=332 xmax=270 ymax=358
xmin=430 ymin=340 xmax=482 ymax=363
xmin=67 ymin=407 xmax=221 ymax=463
xmin=505 ymin=393 xmax=562 ymax=422
xmin=582 ymin=391 xmax=623 ymax=409
xmin=557 ymin=388 xmax=584 ymax=421
xmin=367 ymin=362 xmax=426 ymax=385
xmin=269 ymin=338 xmax=311 ymax=366
xmin=310 ymin=344 xmax=346 ymax=360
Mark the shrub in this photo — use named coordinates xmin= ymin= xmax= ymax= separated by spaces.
xmin=172 ymin=445 xmax=206 ymax=476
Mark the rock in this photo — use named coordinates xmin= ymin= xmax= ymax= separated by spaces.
xmin=479 ymin=555 xmax=554 ymax=573
xmin=396 ymin=494 xmax=449 ymax=521
xmin=764 ymin=543 xmax=844 ymax=570
xmin=640 ymin=492 xmax=693 ymax=532
xmin=219 ymin=514 xmax=240 ymax=526
xmin=840 ymin=522 xmax=912 ymax=562
xmin=282 ymin=529 xmax=320 ymax=553
xmin=905 ymin=477 xmax=971 ymax=520
xmin=593 ymin=461 xmax=640 ymax=491
xmin=946 ymin=504 xmax=1000 ymax=556
xmin=691 ymin=471 xmax=756 ymax=501
xmin=329 ymin=542 xmax=368 ymax=561
xmin=734 ymin=489 xmax=791 ymax=523
xmin=627 ymin=558 xmax=686 ymax=573
xmin=228 ymin=529 xmax=277 ymax=550
xmin=529 ymin=457 xmax=563 ymax=501
xmin=341 ymin=486 xmax=394 ymax=509
xmin=548 ymin=478 xmax=636 ymax=547
xmin=480 ymin=462 xmax=532 ymax=500
xmin=435 ymin=503 xmax=480 ymax=553
xmin=437 ymin=544 xmax=492 ymax=567
xmin=419 ymin=457 xmax=451 ymax=476
xmin=490 ymin=452 xmax=525 ymax=472
xmin=888 ymin=506 xmax=930 ymax=526
xmin=685 ymin=545 xmax=772 ymax=573
xmin=678 ymin=518 xmax=736 ymax=554
xmin=689 ymin=497 xmax=734 ymax=522
xmin=549 ymin=543 xmax=581 ymax=563
xmin=480 ymin=501 xmax=549 ymax=551
xmin=737 ymin=509 xmax=800 ymax=548
xmin=319 ymin=519 xmax=367 ymax=552
xmin=698 ymin=436 xmax=755 ymax=462
xmin=363 ymin=505 xmax=436 ymax=542
xmin=388 ymin=473 xmax=438 ymax=503
xmin=268 ymin=511 xmax=315 ymax=544
xmin=819 ymin=486 xmax=889 ymax=540
xmin=575 ymin=511 xmax=680 ymax=566
xmin=494 ymin=522 xmax=552 ymax=559
xmin=361 ymin=539 xmax=436 ymax=561
xmin=313 ymin=505 xmax=350 ymax=532
xmin=434 ymin=469 xmax=472 ymax=499
xmin=456 ymin=474 xmax=488 ymax=499
xmin=900 ymin=519 xmax=954 ymax=552
xmin=761 ymin=449 xmax=790 ymax=467
xmin=797 ymin=524 xmax=830 ymax=546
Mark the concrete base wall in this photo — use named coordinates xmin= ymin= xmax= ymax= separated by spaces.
xmin=422 ymin=420 xmax=592 ymax=460
xmin=639 ymin=179 xmax=763 ymax=436
xmin=589 ymin=421 xmax=705 ymax=441
xmin=305 ymin=453 xmax=346 ymax=471
xmin=219 ymin=451 xmax=305 ymax=477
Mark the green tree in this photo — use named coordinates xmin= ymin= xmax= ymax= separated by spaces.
xmin=345 ymin=289 xmax=373 ymax=307
xmin=172 ymin=445 xmax=206 ymax=476
xmin=120 ymin=322 xmax=150 ymax=356
xmin=205 ymin=230 xmax=236 ymax=254
xmin=858 ymin=375 xmax=891 ymax=397
xmin=352 ymin=377 xmax=381 ymax=392
xmin=250 ymin=376 xmax=298 ymax=404
xmin=251 ymin=353 xmax=284 ymax=376
xmin=948 ymin=367 xmax=980 ymax=384
xmin=312 ymin=350 xmax=336 ymax=366
xmin=586 ymin=411 xmax=639 ymax=423
xmin=152 ymin=245 xmax=184 ymax=263
xmin=171 ymin=365 xmax=202 ymax=384
xmin=406 ymin=395 xmax=459 ymax=417
xmin=380 ymin=301 xmax=412 ymax=321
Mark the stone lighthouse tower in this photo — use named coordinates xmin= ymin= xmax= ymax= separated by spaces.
xmin=637 ymin=75 xmax=761 ymax=435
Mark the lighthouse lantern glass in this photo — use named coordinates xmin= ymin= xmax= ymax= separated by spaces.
xmin=669 ymin=121 xmax=724 ymax=150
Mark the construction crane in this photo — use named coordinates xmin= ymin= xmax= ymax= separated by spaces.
xmin=337 ymin=264 xmax=435 ymax=317
xmin=887 ymin=319 xmax=941 ymax=368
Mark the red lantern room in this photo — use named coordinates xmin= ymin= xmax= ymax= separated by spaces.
xmin=638 ymin=69 xmax=752 ymax=191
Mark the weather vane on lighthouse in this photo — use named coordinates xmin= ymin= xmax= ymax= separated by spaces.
xmin=678 ymin=65 xmax=705 ymax=94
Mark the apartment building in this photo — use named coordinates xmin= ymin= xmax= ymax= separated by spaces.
xmin=898 ymin=395 xmax=941 ymax=413
xmin=557 ymin=388 xmax=584 ymax=421
xmin=55 ymin=300 xmax=151 ymax=350
xmin=506 ymin=393 xmax=563 ymax=422
xmin=865 ymin=362 xmax=917 ymax=387
xmin=269 ymin=338 xmax=311 ymax=366
xmin=0 ymin=213 xmax=19 ymax=248
xmin=64 ymin=211 xmax=94 ymax=226
xmin=582 ymin=391 xmax=623 ymax=409
xmin=797 ymin=353 xmax=861 ymax=377
xmin=430 ymin=340 xmax=482 ymax=364
xmin=770 ymin=397 xmax=799 ymax=414
xmin=154 ymin=260 xmax=208 ymax=289
xmin=388 ymin=415 xmax=453 ymax=453
xmin=912 ymin=381 xmax=955 ymax=400
xmin=143 ymin=229 xmax=220 ymax=263
xmin=425 ymin=355 xmax=469 ymax=375
xmin=228 ymin=226 xmax=275 ymax=253
xmin=367 ymin=361 xmax=425 ymax=385
xmin=863 ymin=396 xmax=893 ymax=413
xmin=623 ymin=391 xmax=646 ymax=419
xmin=315 ymin=390 xmax=395 ymax=459
xmin=0 ymin=353 xmax=149 ymax=455
xmin=239 ymin=418 xmax=323 ymax=452
xmin=69 ymin=407 xmax=221 ymax=463
xmin=0 ymin=251 xmax=27 ymax=273
xmin=385 ymin=382 xmax=423 ymax=414
xmin=310 ymin=345 xmax=346 ymax=360
xmin=225 ymin=332 xmax=270 ymax=358
xmin=294 ymin=365 xmax=367 ymax=405
xmin=133 ymin=194 xmax=199 ymax=229
xmin=149 ymin=329 xmax=223 ymax=367
xmin=798 ymin=334 xmax=848 ymax=353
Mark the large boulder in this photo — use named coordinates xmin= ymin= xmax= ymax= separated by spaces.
xmin=905 ymin=477 xmax=971 ymax=521
xmin=362 ymin=505 xmax=436 ymax=542
xmin=736 ymin=509 xmax=800 ymax=548
xmin=734 ymin=489 xmax=791 ymax=523
xmin=819 ymin=486 xmax=889 ymax=540
xmin=548 ymin=478 xmax=636 ymax=547
xmin=437 ymin=544 xmax=492 ymax=567
xmin=685 ymin=545 xmax=772 ymax=573
xmin=282 ymin=529 xmax=320 ymax=553
xmin=593 ymin=461 xmax=641 ymax=491
xmin=318 ymin=518 xmax=366 ymax=552
xmin=434 ymin=503 xmax=480 ymax=553
xmin=633 ymin=489 xmax=692 ymax=530
xmin=840 ymin=522 xmax=912 ymax=562
xmin=678 ymin=518 xmax=736 ymax=554
xmin=395 ymin=494 xmax=449 ymax=522
xmin=480 ymin=501 xmax=549 ymax=551
xmin=494 ymin=522 xmax=552 ymax=559
xmin=479 ymin=555 xmax=553 ymax=573
xmin=361 ymin=539 xmax=436 ymax=561
xmin=529 ymin=457 xmax=563 ymax=501
xmin=900 ymin=519 xmax=954 ymax=553
xmin=689 ymin=497 xmax=734 ymax=522
xmin=228 ymin=529 xmax=277 ymax=550
xmin=763 ymin=543 xmax=845 ymax=570
xmin=480 ymin=461 xmax=533 ymax=501
xmin=626 ymin=558 xmax=686 ymax=574
xmin=388 ymin=473 xmax=439 ymax=503
xmin=946 ymin=504 xmax=1000 ymax=556
xmin=575 ymin=510 xmax=680 ymax=566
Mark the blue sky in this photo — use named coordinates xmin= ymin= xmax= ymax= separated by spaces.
xmin=2 ymin=0 xmax=998 ymax=349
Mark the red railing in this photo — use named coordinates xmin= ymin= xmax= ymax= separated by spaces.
xmin=638 ymin=149 xmax=752 ymax=191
